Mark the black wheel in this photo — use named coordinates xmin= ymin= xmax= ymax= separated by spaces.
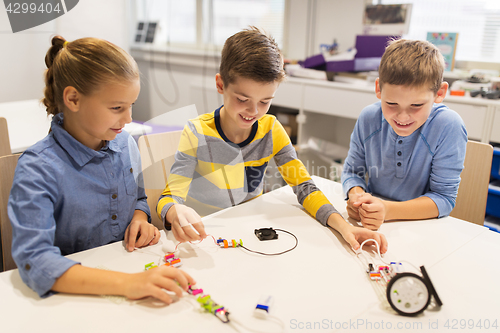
xmin=386 ymin=272 xmax=431 ymax=316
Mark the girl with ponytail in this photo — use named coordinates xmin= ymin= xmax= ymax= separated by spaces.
xmin=8 ymin=36 xmax=194 ymax=303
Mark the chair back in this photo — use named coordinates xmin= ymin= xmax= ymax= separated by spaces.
xmin=450 ymin=140 xmax=493 ymax=225
xmin=0 ymin=117 xmax=11 ymax=157
xmin=0 ymin=154 xmax=19 ymax=271
xmin=137 ymin=131 xmax=183 ymax=230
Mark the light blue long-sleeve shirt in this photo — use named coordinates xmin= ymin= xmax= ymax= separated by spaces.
xmin=8 ymin=113 xmax=150 ymax=297
xmin=341 ymin=102 xmax=467 ymax=217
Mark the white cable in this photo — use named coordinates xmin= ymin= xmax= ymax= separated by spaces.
xmin=356 ymin=238 xmax=390 ymax=265
xmin=268 ymin=315 xmax=286 ymax=332
xmin=356 ymin=239 xmax=422 ymax=275
xmin=397 ymin=260 xmax=421 ymax=274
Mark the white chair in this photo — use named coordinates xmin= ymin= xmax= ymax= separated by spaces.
xmin=137 ymin=131 xmax=182 ymax=230
xmin=450 ymin=140 xmax=493 ymax=225
xmin=0 ymin=154 xmax=20 ymax=271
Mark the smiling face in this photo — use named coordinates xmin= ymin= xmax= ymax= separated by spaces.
xmin=63 ymin=78 xmax=140 ymax=150
xmin=375 ymin=78 xmax=448 ymax=137
xmin=216 ymin=74 xmax=279 ymax=143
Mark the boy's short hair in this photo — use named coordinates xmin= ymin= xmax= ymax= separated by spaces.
xmin=219 ymin=26 xmax=286 ymax=86
xmin=378 ymin=39 xmax=445 ymax=93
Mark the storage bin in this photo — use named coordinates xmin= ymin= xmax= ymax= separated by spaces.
xmin=492 ymin=147 xmax=500 ymax=180
xmin=486 ymin=179 xmax=500 ymax=218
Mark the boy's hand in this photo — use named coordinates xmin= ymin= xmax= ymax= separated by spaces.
xmin=339 ymin=223 xmax=388 ymax=254
xmin=166 ymin=204 xmax=207 ymax=243
xmin=327 ymin=213 xmax=388 ymax=254
xmin=352 ymin=193 xmax=386 ymax=230
xmin=124 ymin=266 xmax=195 ymax=304
xmin=125 ymin=210 xmax=160 ymax=252
xmin=346 ymin=187 xmax=366 ymax=220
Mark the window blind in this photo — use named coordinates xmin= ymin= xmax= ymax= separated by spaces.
xmin=376 ymin=0 xmax=500 ymax=62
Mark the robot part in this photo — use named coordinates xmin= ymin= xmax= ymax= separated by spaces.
xmin=386 ymin=272 xmax=431 ymax=316
xmin=197 ymin=294 xmax=230 ymax=323
xmin=385 ymin=265 xmax=442 ymax=316
xmin=217 ymin=238 xmax=243 ymax=248
xmin=255 ymin=228 xmax=278 ymax=241
xmin=254 ymin=295 xmax=274 ymax=319
xmin=163 ymin=253 xmax=182 ymax=268
xmin=188 ymin=285 xmax=204 ymax=296
xmin=144 ymin=262 xmax=158 ymax=271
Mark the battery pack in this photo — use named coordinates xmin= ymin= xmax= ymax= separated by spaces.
xmin=254 ymin=295 xmax=274 ymax=319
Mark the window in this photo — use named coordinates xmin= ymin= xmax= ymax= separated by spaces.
xmin=373 ymin=0 xmax=500 ymax=63
xmin=134 ymin=0 xmax=197 ymax=45
xmin=132 ymin=0 xmax=285 ymax=49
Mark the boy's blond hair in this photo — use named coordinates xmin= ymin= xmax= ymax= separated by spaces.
xmin=219 ymin=26 xmax=286 ymax=86
xmin=378 ymin=39 xmax=445 ymax=94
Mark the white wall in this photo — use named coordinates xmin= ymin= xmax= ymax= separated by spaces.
xmin=0 ymin=0 xmax=366 ymax=114
xmin=133 ymin=0 xmax=367 ymax=122
xmin=0 ymin=14 xmax=54 ymax=103
xmin=55 ymin=0 xmax=130 ymax=51
xmin=0 ymin=0 xmax=130 ymax=104
xmin=285 ymin=0 xmax=365 ymax=60
xmin=312 ymin=0 xmax=365 ymax=54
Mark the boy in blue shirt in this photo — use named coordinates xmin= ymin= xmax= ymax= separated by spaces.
xmin=341 ymin=39 xmax=467 ymax=230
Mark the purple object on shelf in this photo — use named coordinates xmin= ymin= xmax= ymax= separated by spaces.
xmin=326 ymin=35 xmax=398 ymax=73
xmin=355 ymin=35 xmax=394 ymax=58
xmin=303 ymin=53 xmax=326 ymax=69
xmin=326 ymin=60 xmax=355 ymax=72
xmin=301 ymin=35 xmax=399 ymax=73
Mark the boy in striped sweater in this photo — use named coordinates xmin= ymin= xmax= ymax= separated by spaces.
xmin=157 ymin=27 xmax=387 ymax=253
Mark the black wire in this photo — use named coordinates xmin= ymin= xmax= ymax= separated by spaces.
xmin=239 ymin=229 xmax=298 ymax=256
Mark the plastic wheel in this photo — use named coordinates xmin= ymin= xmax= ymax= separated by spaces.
xmin=386 ymin=272 xmax=431 ymax=316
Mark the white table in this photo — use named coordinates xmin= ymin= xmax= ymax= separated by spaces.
xmin=0 ymin=176 xmax=498 ymax=333
xmin=0 ymin=99 xmax=153 ymax=153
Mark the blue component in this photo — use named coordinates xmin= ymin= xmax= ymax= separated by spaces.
xmin=256 ymin=304 xmax=269 ymax=312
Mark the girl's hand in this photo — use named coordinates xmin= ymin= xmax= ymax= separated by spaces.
xmin=166 ymin=204 xmax=207 ymax=243
xmin=124 ymin=266 xmax=195 ymax=304
xmin=125 ymin=210 xmax=160 ymax=251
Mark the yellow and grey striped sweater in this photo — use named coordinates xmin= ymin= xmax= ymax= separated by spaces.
xmin=157 ymin=106 xmax=339 ymax=225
